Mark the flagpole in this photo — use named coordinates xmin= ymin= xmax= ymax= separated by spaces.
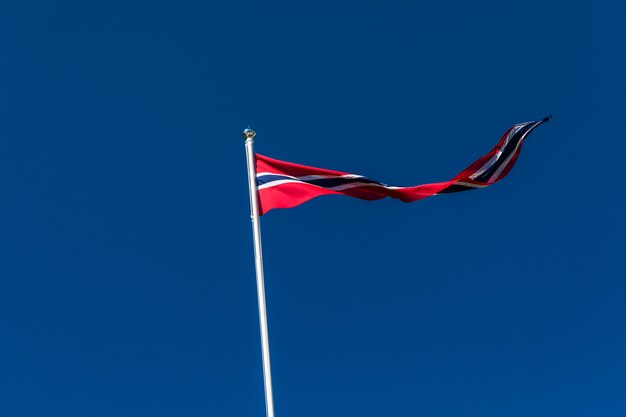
xmin=243 ymin=128 xmax=276 ymax=417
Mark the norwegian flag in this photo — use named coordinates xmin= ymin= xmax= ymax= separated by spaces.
xmin=255 ymin=116 xmax=551 ymax=215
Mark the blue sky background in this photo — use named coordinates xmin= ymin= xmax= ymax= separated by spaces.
xmin=1 ymin=1 xmax=625 ymax=416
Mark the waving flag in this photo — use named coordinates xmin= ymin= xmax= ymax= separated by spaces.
xmin=255 ymin=116 xmax=551 ymax=215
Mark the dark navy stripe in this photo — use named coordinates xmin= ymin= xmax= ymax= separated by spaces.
xmin=472 ymin=122 xmax=536 ymax=183
xmin=257 ymin=174 xmax=384 ymax=189
xmin=306 ymin=177 xmax=382 ymax=188
xmin=257 ymin=174 xmax=293 ymax=186
xmin=436 ymin=184 xmax=480 ymax=194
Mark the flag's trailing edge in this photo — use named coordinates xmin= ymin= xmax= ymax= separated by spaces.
xmin=255 ymin=115 xmax=552 ymax=215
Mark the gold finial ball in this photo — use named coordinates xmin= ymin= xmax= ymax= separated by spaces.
xmin=242 ymin=128 xmax=256 ymax=140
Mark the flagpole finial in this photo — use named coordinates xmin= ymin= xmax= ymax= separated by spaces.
xmin=243 ymin=128 xmax=256 ymax=140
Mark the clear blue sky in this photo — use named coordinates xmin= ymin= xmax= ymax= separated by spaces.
xmin=1 ymin=1 xmax=624 ymax=416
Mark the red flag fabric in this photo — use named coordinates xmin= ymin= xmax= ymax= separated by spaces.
xmin=255 ymin=116 xmax=551 ymax=215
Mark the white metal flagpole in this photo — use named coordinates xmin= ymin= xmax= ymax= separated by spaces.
xmin=243 ymin=127 xmax=276 ymax=417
